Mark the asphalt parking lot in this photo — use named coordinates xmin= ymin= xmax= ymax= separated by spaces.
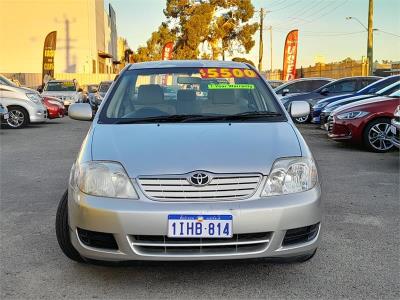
xmin=1 ymin=118 xmax=399 ymax=299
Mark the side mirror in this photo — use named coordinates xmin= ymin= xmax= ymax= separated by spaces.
xmin=37 ymin=87 xmax=43 ymax=93
xmin=320 ymin=88 xmax=329 ymax=95
xmin=282 ymin=88 xmax=290 ymax=96
xmin=68 ymin=103 xmax=93 ymax=121
xmin=78 ymin=88 xmax=83 ymax=92
xmin=289 ymin=101 xmax=310 ymax=118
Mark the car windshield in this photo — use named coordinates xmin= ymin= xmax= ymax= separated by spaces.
xmin=45 ymin=81 xmax=76 ymax=92
xmin=99 ymin=82 xmax=112 ymax=92
xmin=99 ymin=67 xmax=283 ymax=124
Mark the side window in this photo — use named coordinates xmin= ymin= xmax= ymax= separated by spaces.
xmin=360 ymin=79 xmax=376 ymax=89
xmin=309 ymin=80 xmax=328 ymax=91
xmin=286 ymin=81 xmax=308 ymax=93
xmin=328 ymin=80 xmax=357 ymax=93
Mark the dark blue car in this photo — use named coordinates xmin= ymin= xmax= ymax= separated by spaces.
xmin=311 ymin=75 xmax=400 ymax=124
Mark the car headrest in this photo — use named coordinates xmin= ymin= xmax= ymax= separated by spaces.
xmin=177 ymin=89 xmax=196 ymax=102
xmin=137 ymin=84 xmax=164 ymax=104
xmin=209 ymin=89 xmax=236 ymax=104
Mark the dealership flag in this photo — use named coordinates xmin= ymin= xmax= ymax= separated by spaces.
xmin=162 ymin=42 xmax=174 ymax=61
xmin=282 ymin=30 xmax=298 ymax=81
xmin=42 ymin=31 xmax=57 ymax=84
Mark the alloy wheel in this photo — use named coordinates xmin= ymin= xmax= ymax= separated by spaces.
xmin=295 ymin=116 xmax=309 ymax=123
xmin=368 ymin=122 xmax=393 ymax=151
xmin=7 ymin=109 xmax=25 ymax=128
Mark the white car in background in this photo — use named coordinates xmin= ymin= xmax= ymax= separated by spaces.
xmin=41 ymin=80 xmax=83 ymax=111
xmin=0 ymin=84 xmax=47 ymax=128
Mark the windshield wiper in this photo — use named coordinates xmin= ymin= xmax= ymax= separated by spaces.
xmin=181 ymin=111 xmax=282 ymax=122
xmin=113 ymin=112 xmax=282 ymax=124
xmin=113 ymin=114 xmax=204 ymax=124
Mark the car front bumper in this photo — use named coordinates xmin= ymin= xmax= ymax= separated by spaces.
xmin=29 ymin=109 xmax=47 ymax=123
xmin=68 ymin=184 xmax=322 ymax=261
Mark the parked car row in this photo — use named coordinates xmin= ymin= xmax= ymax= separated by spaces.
xmin=269 ymin=75 xmax=400 ymax=152
xmin=0 ymin=74 xmax=113 ymax=129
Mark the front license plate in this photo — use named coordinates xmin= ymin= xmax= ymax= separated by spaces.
xmin=3 ymin=113 xmax=9 ymax=119
xmin=168 ymin=214 xmax=233 ymax=238
xmin=390 ymin=125 xmax=397 ymax=135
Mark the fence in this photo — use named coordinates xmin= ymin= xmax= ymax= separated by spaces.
xmin=2 ymin=73 xmax=117 ymax=89
xmin=265 ymin=60 xmax=369 ymax=80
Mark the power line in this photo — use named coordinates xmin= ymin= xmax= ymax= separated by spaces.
xmin=376 ymin=30 xmax=400 ymax=38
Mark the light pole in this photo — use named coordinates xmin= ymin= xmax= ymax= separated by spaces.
xmin=346 ymin=1 xmax=374 ymax=75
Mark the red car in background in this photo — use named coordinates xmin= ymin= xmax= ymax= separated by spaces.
xmin=42 ymin=96 xmax=66 ymax=119
xmin=328 ymin=90 xmax=400 ymax=152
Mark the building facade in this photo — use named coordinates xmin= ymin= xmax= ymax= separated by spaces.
xmin=0 ymin=0 xmax=119 ymax=75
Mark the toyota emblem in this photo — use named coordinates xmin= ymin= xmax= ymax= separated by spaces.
xmin=189 ymin=172 xmax=210 ymax=186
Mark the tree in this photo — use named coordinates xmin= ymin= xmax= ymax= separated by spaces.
xmin=131 ymin=23 xmax=176 ymax=62
xmin=232 ymin=57 xmax=255 ymax=67
xmin=164 ymin=0 xmax=258 ymax=60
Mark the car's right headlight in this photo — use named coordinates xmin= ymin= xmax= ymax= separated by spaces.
xmin=261 ymin=157 xmax=318 ymax=197
xmin=26 ymin=93 xmax=41 ymax=104
xmin=70 ymin=161 xmax=138 ymax=199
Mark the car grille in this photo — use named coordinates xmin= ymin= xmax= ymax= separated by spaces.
xmin=137 ymin=174 xmax=262 ymax=201
xmin=327 ymin=115 xmax=334 ymax=133
xmin=130 ymin=232 xmax=271 ymax=256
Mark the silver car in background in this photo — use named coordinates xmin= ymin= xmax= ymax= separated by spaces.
xmin=41 ymin=80 xmax=83 ymax=110
xmin=0 ymin=84 xmax=47 ymax=128
xmin=57 ymin=60 xmax=321 ymax=263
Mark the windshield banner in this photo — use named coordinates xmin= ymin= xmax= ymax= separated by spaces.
xmin=42 ymin=31 xmax=57 ymax=85
xmin=282 ymin=29 xmax=298 ymax=81
xmin=208 ymin=84 xmax=255 ymax=90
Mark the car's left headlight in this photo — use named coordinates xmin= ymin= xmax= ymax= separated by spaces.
xmin=70 ymin=161 xmax=138 ymax=199
xmin=26 ymin=93 xmax=41 ymax=104
xmin=262 ymin=157 xmax=318 ymax=197
xmin=336 ymin=111 xmax=369 ymax=120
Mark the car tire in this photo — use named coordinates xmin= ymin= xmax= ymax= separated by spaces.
xmin=363 ymin=118 xmax=394 ymax=153
xmin=6 ymin=106 xmax=29 ymax=129
xmin=55 ymin=190 xmax=85 ymax=262
xmin=294 ymin=114 xmax=310 ymax=124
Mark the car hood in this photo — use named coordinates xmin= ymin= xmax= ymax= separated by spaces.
xmin=324 ymin=94 xmax=375 ymax=112
xmin=332 ymin=96 xmax=390 ymax=115
xmin=91 ymin=122 xmax=302 ymax=177
xmin=41 ymin=91 xmax=78 ymax=97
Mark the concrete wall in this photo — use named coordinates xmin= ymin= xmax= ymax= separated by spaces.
xmin=0 ymin=0 xmax=116 ymax=75
xmin=3 ymin=73 xmax=115 ymax=89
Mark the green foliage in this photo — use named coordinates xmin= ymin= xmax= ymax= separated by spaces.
xmin=133 ymin=0 xmax=258 ymax=61
xmin=131 ymin=23 xmax=176 ymax=62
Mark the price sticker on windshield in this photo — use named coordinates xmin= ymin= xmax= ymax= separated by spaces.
xmin=199 ymin=68 xmax=257 ymax=79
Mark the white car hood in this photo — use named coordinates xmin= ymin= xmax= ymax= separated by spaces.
xmin=91 ymin=122 xmax=302 ymax=177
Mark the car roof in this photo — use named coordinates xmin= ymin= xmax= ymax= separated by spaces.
xmin=128 ymin=60 xmax=250 ymax=70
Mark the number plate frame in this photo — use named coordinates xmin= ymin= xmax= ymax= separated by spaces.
xmin=167 ymin=214 xmax=233 ymax=238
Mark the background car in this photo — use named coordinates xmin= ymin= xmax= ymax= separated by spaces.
xmin=90 ymin=80 xmax=112 ymax=111
xmin=391 ymin=105 xmax=400 ymax=148
xmin=312 ymin=75 xmax=400 ymax=124
xmin=0 ymin=84 xmax=47 ymax=128
xmin=42 ymin=96 xmax=66 ymax=119
xmin=0 ymin=103 xmax=9 ymax=125
xmin=274 ymin=77 xmax=333 ymax=100
xmin=328 ymin=90 xmax=400 ymax=152
xmin=41 ymin=80 xmax=83 ymax=111
xmin=282 ymin=76 xmax=381 ymax=123
xmin=320 ymin=82 xmax=400 ymax=129
xmin=82 ymin=84 xmax=98 ymax=103
xmin=267 ymin=80 xmax=284 ymax=89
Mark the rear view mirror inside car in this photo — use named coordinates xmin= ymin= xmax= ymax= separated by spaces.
xmin=177 ymin=76 xmax=201 ymax=85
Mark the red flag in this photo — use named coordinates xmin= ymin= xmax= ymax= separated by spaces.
xmin=162 ymin=42 xmax=174 ymax=60
xmin=282 ymin=30 xmax=298 ymax=81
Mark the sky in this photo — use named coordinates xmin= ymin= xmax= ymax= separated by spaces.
xmin=106 ymin=0 xmax=400 ymax=70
